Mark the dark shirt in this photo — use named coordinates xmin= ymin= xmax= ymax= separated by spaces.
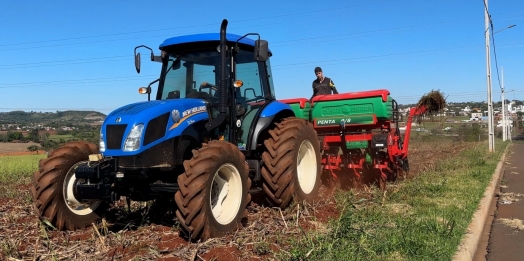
xmin=311 ymin=77 xmax=338 ymax=100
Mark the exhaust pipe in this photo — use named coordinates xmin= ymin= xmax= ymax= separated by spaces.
xmin=218 ymin=19 xmax=228 ymax=114
xmin=206 ymin=19 xmax=228 ymax=131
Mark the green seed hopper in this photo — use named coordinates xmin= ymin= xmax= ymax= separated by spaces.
xmin=279 ymin=89 xmax=395 ymax=128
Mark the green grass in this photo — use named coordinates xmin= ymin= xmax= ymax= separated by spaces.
xmin=283 ymin=140 xmax=509 ymax=261
xmin=48 ymin=134 xmax=75 ymax=141
xmin=417 ymin=120 xmax=486 ymax=131
xmin=0 ymin=154 xmax=46 ymax=199
xmin=0 ymin=154 xmax=46 ymax=184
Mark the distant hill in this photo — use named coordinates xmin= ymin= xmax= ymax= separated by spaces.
xmin=0 ymin=110 xmax=106 ymax=126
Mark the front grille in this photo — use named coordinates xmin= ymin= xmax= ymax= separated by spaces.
xmin=143 ymin=113 xmax=170 ymax=146
xmin=106 ymin=124 xmax=128 ymax=149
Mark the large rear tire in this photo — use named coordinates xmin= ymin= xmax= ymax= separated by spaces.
xmin=30 ymin=141 xmax=107 ymax=230
xmin=175 ymin=140 xmax=251 ymax=241
xmin=261 ymin=117 xmax=322 ymax=208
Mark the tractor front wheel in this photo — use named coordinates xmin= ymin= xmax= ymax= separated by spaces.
xmin=175 ymin=140 xmax=251 ymax=241
xmin=31 ymin=141 xmax=107 ymax=230
xmin=261 ymin=117 xmax=322 ymax=208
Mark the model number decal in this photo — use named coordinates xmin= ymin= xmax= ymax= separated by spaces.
xmin=316 ymin=118 xmax=351 ymax=126
xmin=183 ymin=106 xmax=207 ymax=117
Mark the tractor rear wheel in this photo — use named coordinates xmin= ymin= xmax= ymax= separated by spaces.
xmin=261 ymin=117 xmax=321 ymax=208
xmin=175 ymin=140 xmax=251 ymax=241
xmin=30 ymin=141 xmax=107 ymax=230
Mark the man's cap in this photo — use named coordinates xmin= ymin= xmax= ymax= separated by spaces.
xmin=314 ymin=67 xmax=322 ymax=73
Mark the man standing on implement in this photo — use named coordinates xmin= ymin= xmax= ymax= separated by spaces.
xmin=310 ymin=66 xmax=338 ymax=101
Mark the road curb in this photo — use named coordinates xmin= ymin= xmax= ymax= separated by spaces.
xmin=452 ymin=143 xmax=510 ymax=261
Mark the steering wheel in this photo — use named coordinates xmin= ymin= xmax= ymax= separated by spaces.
xmin=199 ymin=82 xmax=218 ymax=93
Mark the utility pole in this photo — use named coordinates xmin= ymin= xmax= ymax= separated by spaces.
xmin=502 ymin=67 xmax=506 ymax=141
xmin=485 ymin=0 xmax=495 ymax=152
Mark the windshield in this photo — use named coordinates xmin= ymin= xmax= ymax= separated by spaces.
xmin=159 ymin=48 xmax=267 ymax=103
xmin=159 ymin=50 xmax=227 ymax=100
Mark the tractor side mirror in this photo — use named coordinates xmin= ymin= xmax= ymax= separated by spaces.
xmin=254 ymin=40 xmax=269 ymax=62
xmin=134 ymin=45 xmax=155 ymax=74
xmin=135 ymin=53 xmax=141 ymax=74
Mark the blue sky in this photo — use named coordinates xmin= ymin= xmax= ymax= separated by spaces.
xmin=0 ymin=0 xmax=523 ymax=115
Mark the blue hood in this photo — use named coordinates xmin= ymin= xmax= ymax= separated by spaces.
xmin=107 ymin=99 xmax=206 ymax=119
xmin=101 ymin=98 xmax=210 ymax=156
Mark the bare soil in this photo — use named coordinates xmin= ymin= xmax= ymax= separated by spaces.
xmin=0 ymin=142 xmax=45 ymax=156
xmin=0 ymin=140 xmax=468 ymax=260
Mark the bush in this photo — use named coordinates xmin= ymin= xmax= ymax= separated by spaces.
xmin=456 ymin=124 xmax=482 ymax=142
xmin=27 ymin=145 xmax=41 ymax=153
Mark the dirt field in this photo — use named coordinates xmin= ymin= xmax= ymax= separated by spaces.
xmin=0 ymin=142 xmax=46 ymax=156
xmin=0 ymin=138 xmax=468 ymax=261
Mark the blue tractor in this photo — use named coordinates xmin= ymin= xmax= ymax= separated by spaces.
xmin=30 ymin=19 xmax=322 ymax=241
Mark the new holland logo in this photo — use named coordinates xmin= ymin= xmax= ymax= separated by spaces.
xmin=168 ymin=105 xmax=207 ymax=131
xmin=182 ymin=106 xmax=207 ymax=117
xmin=115 ymin=117 xmax=121 ymax=123
xmin=171 ymin=109 xmax=180 ymax=123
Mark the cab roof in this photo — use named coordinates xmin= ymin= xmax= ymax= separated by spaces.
xmin=159 ymin=33 xmax=272 ymax=54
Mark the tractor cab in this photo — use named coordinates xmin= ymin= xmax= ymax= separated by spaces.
xmin=135 ymin=32 xmax=275 ymax=149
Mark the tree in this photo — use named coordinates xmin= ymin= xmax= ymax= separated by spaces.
xmin=28 ymin=128 xmax=40 ymax=143
xmin=7 ymin=131 xmax=23 ymax=141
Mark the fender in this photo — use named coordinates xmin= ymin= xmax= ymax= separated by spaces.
xmin=248 ymin=101 xmax=295 ymax=150
xmin=172 ymin=118 xmax=209 ymax=165
xmin=259 ymin=100 xmax=293 ymax=118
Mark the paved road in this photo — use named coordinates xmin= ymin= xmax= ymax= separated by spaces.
xmin=474 ymin=140 xmax=524 ymax=261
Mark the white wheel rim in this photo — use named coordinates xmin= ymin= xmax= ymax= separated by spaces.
xmin=209 ymin=163 xmax=243 ymax=225
xmin=297 ymin=139 xmax=317 ymax=194
xmin=62 ymin=161 xmax=101 ymax=215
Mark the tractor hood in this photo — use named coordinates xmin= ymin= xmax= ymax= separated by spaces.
xmin=101 ymin=98 xmax=209 ymax=156
xmin=106 ymin=98 xmax=206 ymax=119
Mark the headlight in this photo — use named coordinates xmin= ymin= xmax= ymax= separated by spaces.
xmin=123 ymin=124 xmax=144 ymax=151
xmin=99 ymin=128 xmax=105 ymax=152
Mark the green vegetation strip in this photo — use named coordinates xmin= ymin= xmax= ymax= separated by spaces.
xmin=48 ymin=134 xmax=76 ymax=141
xmin=284 ymin=140 xmax=509 ymax=261
xmin=0 ymin=154 xmax=46 ymax=184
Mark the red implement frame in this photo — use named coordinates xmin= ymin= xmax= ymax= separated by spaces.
xmin=279 ymin=90 xmax=428 ymax=189
xmin=318 ymin=103 xmax=428 ymax=189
